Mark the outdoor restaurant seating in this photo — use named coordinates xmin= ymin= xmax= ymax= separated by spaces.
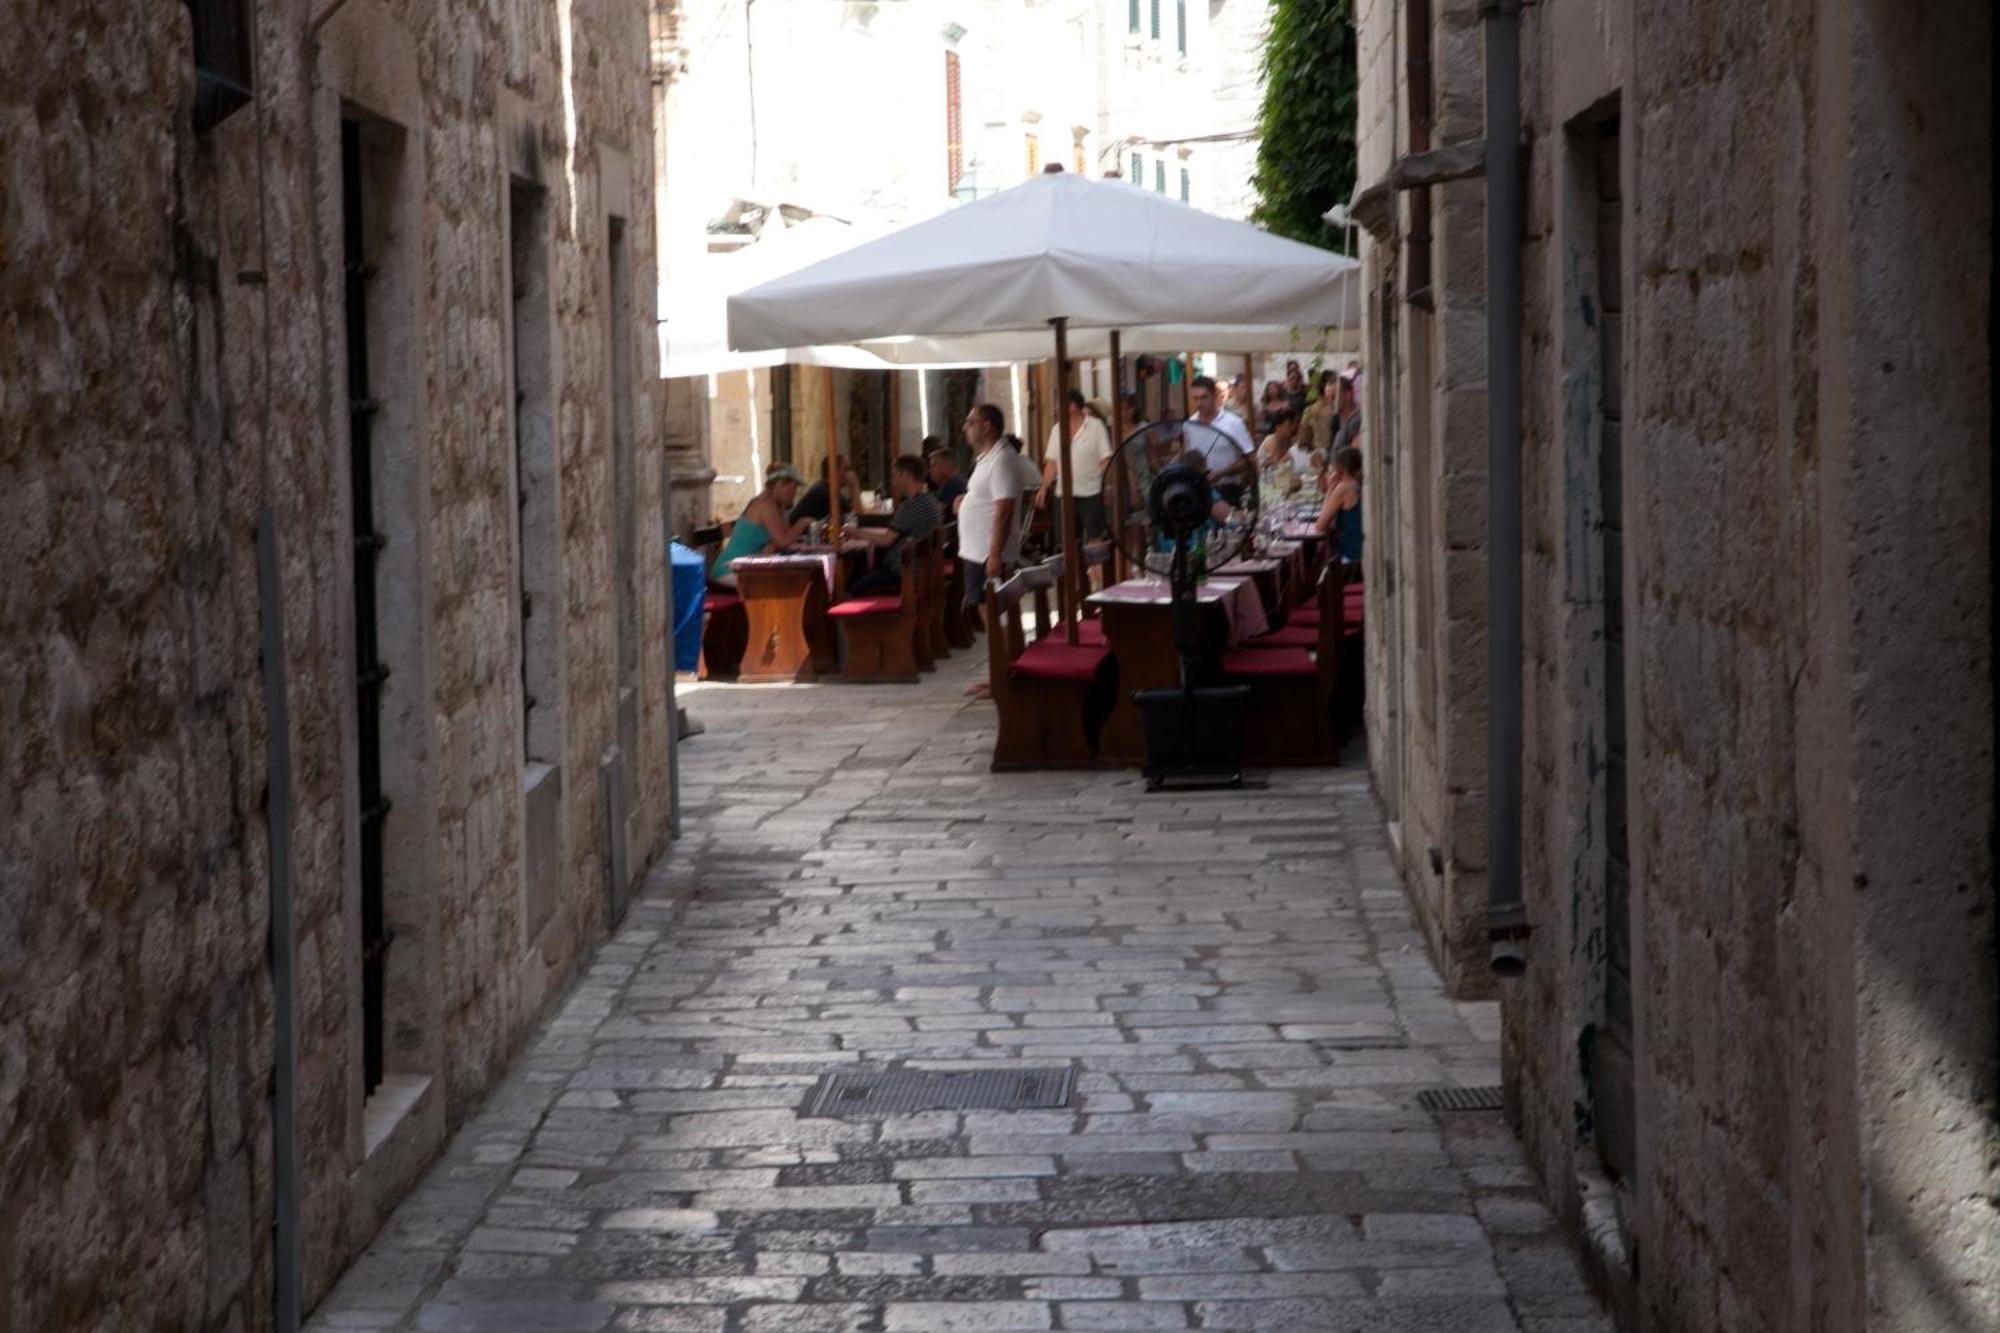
xmin=828 ymin=555 xmax=923 ymax=683
xmin=986 ymin=563 xmax=1117 ymax=769
xmin=1222 ymin=562 xmax=1359 ymax=764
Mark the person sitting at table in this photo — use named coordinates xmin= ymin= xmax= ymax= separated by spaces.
xmin=1259 ymin=380 xmax=1288 ymax=436
xmin=1301 ymin=368 xmax=1340 ymax=457
xmin=844 ymin=454 xmax=944 ymax=597
xmin=1036 ymin=389 xmax=1113 ymax=540
xmin=710 ymin=465 xmax=806 ymax=586
xmin=788 ymin=455 xmax=860 ymax=526
xmin=1257 ymin=409 xmax=1306 ymax=498
xmin=1313 ymin=445 xmax=1364 ymax=564
xmin=1283 ymin=360 xmax=1309 ymax=417
xmin=1186 ymin=376 xmax=1255 ymax=504
xmin=925 ymin=444 xmax=968 ymax=512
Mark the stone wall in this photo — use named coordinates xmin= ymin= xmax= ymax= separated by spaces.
xmin=0 ymin=0 xmax=673 ymax=1326
xmin=1358 ymin=0 xmax=1995 ymax=1327
xmin=1355 ymin=0 xmax=1496 ymax=998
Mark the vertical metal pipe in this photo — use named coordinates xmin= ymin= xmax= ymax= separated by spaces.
xmin=1052 ymin=318 xmax=1080 ymax=644
xmin=257 ymin=513 xmax=302 ymax=1333
xmin=824 ymin=366 xmax=845 ymax=598
xmin=1483 ymin=0 xmax=1528 ymax=974
xmin=1109 ymin=330 xmax=1125 ymax=583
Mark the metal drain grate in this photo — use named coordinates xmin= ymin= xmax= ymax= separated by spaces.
xmin=1312 ymin=1036 xmax=1410 ymax=1051
xmin=804 ymin=1067 xmax=1075 ymax=1117
xmin=1416 ymin=1085 xmax=1505 ymax=1113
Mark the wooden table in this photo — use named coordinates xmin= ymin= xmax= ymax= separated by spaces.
xmin=731 ymin=543 xmax=879 ymax=681
xmin=1085 ymin=576 xmax=1265 ymax=763
xmin=1213 ymin=556 xmax=1287 ymax=620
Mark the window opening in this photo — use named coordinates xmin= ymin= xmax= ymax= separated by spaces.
xmin=341 ymin=121 xmax=390 ymax=1097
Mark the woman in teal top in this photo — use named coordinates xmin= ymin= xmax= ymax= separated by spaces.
xmin=712 ymin=465 xmax=805 ymax=585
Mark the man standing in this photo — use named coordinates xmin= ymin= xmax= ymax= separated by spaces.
xmin=845 ymin=455 xmax=943 ymax=596
xmin=957 ymin=403 xmax=1022 ymax=616
xmin=1187 ymin=374 xmax=1255 ymax=473
xmin=1036 ymin=390 xmax=1113 ymax=540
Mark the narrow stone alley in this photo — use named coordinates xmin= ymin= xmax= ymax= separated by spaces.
xmin=309 ymin=655 xmax=1609 ymax=1333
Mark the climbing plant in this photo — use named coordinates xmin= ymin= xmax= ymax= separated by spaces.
xmin=1251 ymin=0 xmax=1359 ymax=252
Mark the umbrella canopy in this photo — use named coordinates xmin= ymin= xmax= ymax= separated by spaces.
xmin=853 ymin=320 xmax=1360 ymax=366
xmin=660 ymin=216 xmax=906 ymax=377
xmin=727 ymin=169 xmax=1357 ymax=351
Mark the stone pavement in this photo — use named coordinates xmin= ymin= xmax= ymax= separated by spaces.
xmin=310 ymin=652 xmax=1611 ymax=1332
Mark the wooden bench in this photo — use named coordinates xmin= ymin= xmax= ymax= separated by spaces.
xmin=986 ymin=564 xmax=1117 ymax=769
xmin=693 ymin=523 xmax=744 ymax=679
xmin=1219 ymin=563 xmax=1352 ymax=764
xmin=828 ymin=556 xmax=922 ymax=683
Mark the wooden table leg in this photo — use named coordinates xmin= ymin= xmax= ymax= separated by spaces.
xmin=1095 ymin=602 xmax=1230 ymax=763
xmin=737 ymin=567 xmax=830 ymax=682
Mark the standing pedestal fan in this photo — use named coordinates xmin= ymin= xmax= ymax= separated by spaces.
xmin=1105 ymin=420 xmax=1260 ymax=790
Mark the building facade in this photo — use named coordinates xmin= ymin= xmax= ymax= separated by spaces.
xmin=1352 ymin=0 xmax=1995 ymax=1327
xmin=1 ymin=0 xmax=673 ymax=1325
xmin=654 ymin=0 xmax=1273 ymax=532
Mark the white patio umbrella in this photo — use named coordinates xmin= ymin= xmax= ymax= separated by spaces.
xmin=659 ymin=216 xmax=905 ymax=378
xmin=727 ymin=167 xmax=1359 ymax=636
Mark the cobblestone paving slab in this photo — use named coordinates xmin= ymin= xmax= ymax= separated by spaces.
xmin=310 ymin=657 xmax=1610 ymax=1332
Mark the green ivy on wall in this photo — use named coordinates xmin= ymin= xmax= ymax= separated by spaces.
xmin=1251 ymin=0 xmax=1358 ymax=252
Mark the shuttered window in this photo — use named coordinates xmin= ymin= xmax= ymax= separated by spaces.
xmin=1130 ymin=151 xmax=1142 ymax=185
xmin=1149 ymin=0 xmax=1160 ymax=40
xmin=1179 ymin=167 xmax=1190 ymax=202
xmin=1025 ymin=133 xmax=1040 ymax=177
xmin=1128 ymin=0 xmax=1140 ymax=33
xmin=1154 ymin=160 xmax=1166 ymax=193
xmin=1176 ymin=0 xmax=1186 ymax=54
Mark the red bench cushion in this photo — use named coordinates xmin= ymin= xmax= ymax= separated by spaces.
xmin=704 ymin=592 xmax=742 ymax=614
xmin=828 ymin=596 xmax=903 ymax=618
xmin=1287 ymin=606 xmax=1322 ymax=626
xmin=1241 ymin=624 xmax=1319 ymax=650
xmin=1223 ymin=647 xmax=1316 ymax=677
xmin=1074 ymin=618 xmax=1108 ymax=645
xmin=1011 ymin=639 xmax=1111 ymax=683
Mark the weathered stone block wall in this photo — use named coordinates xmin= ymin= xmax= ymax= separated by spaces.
xmin=1 ymin=0 xmax=673 ymax=1325
xmin=1497 ymin=1 xmax=1996 ymax=1329
xmin=1356 ymin=0 xmax=1496 ymax=999
xmin=1 ymin=3 xmax=334 ymax=1326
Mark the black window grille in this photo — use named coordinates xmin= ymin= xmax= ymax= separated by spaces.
xmin=185 ymin=0 xmax=253 ymax=132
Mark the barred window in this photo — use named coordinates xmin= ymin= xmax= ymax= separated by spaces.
xmin=185 ymin=0 xmax=253 ymax=132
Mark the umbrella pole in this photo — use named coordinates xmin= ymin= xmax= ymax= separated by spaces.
xmin=825 ymin=366 xmax=845 ymax=600
xmin=1109 ymin=330 xmax=1125 ymax=584
xmin=1051 ymin=318 xmax=1080 ymax=647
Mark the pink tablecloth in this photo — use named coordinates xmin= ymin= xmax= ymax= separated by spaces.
xmin=731 ymin=542 xmax=872 ymax=592
xmin=730 ymin=551 xmax=838 ymax=591
xmin=1086 ymin=575 xmax=1268 ymax=647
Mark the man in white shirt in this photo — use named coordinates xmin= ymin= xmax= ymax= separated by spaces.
xmin=1036 ymin=390 xmax=1113 ymax=540
xmin=1187 ymin=374 xmax=1255 ymax=502
xmin=957 ymin=403 xmax=1026 ymax=614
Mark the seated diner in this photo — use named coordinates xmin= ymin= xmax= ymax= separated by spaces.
xmin=844 ymin=454 xmax=944 ymax=596
xmin=1313 ymin=445 xmax=1364 ymax=564
xmin=710 ymin=464 xmax=805 ymax=587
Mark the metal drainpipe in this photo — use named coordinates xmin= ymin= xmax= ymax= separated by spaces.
xmin=1483 ymin=0 xmax=1529 ymax=976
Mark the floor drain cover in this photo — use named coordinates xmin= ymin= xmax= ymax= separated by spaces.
xmin=1416 ymin=1085 xmax=1505 ymax=1113
xmin=804 ymin=1068 xmax=1075 ymax=1117
xmin=1312 ymin=1036 xmax=1410 ymax=1050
